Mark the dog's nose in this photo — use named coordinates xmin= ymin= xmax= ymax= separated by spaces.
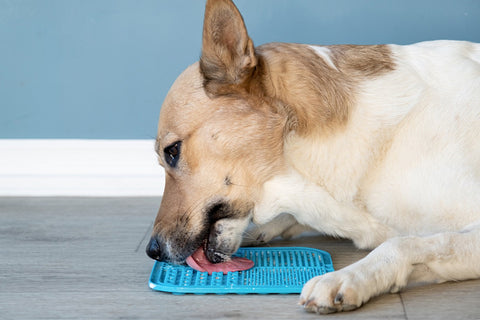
xmin=146 ymin=236 xmax=167 ymax=261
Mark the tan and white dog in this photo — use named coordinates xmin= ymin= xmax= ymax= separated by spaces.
xmin=146 ymin=0 xmax=480 ymax=314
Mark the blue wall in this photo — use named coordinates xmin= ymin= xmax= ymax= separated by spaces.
xmin=1 ymin=0 xmax=479 ymax=139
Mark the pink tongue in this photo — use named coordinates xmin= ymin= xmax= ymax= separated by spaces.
xmin=186 ymin=247 xmax=254 ymax=275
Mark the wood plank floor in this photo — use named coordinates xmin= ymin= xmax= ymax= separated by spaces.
xmin=1 ymin=197 xmax=479 ymax=320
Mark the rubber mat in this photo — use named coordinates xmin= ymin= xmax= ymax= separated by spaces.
xmin=148 ymin=247 xmax=334 ymax=294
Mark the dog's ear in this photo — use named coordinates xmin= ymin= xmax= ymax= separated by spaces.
xmin=200 ymin=0 xmax=257 ymax=95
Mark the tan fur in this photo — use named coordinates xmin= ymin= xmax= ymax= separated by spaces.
xmin=255 ymin=43 xmax=395 ymax=135
xmin=152 ymin=62 xmax=287 ymax=261
xmin=329 ymin=44 xmax=395 ymax=76
xmin=200 ymin=0 xmax=256 ymax=95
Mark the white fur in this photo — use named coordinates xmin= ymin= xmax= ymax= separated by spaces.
xmin=252 ymin=40 xmax=480 ymax=313
xmin=254 ymin=170 xmax=396 ymax=249
xmin=309 ymin=45 xmax=338 ymax=70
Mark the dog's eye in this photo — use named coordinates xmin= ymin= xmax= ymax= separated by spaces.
xmin=164 ymin=141 xmax=181 ymax=168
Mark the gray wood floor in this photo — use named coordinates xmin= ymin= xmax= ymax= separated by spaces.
xmin=1 ymin=197 xmax=479 ymax=320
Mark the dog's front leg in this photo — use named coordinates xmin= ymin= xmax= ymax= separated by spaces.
xmin=300 ymin=222 xmax=480 ymax=314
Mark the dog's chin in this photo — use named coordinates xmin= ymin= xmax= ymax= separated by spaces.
xmin=204 ymin=239 xmax=235 ymax=264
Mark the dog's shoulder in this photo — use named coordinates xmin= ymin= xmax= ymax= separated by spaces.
xmin=254 ymin=42 xmax=397 ymax=135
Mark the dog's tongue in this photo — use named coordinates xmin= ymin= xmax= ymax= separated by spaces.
xmin=186 ymin=247 xmax=254 ymax=275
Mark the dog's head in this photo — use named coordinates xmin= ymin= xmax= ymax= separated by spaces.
xmin=146 ymin=0 xmax=288 ymax=264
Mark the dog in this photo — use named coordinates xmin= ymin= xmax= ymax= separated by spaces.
xmin=146 ymin=0 xmax=480 ymax=314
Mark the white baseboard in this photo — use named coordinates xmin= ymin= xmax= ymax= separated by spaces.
xmin=0 ymin=139 xmax=165 ymax=196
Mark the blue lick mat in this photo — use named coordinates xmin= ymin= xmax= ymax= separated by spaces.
xmin=148 ymin=247 xmax=334 ymax=294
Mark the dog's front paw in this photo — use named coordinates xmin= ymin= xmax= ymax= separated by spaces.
xmin=299 ymin=270 xmax=369 ymax=314
xmin=299 ymin=239 xmax=413 ymax=314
